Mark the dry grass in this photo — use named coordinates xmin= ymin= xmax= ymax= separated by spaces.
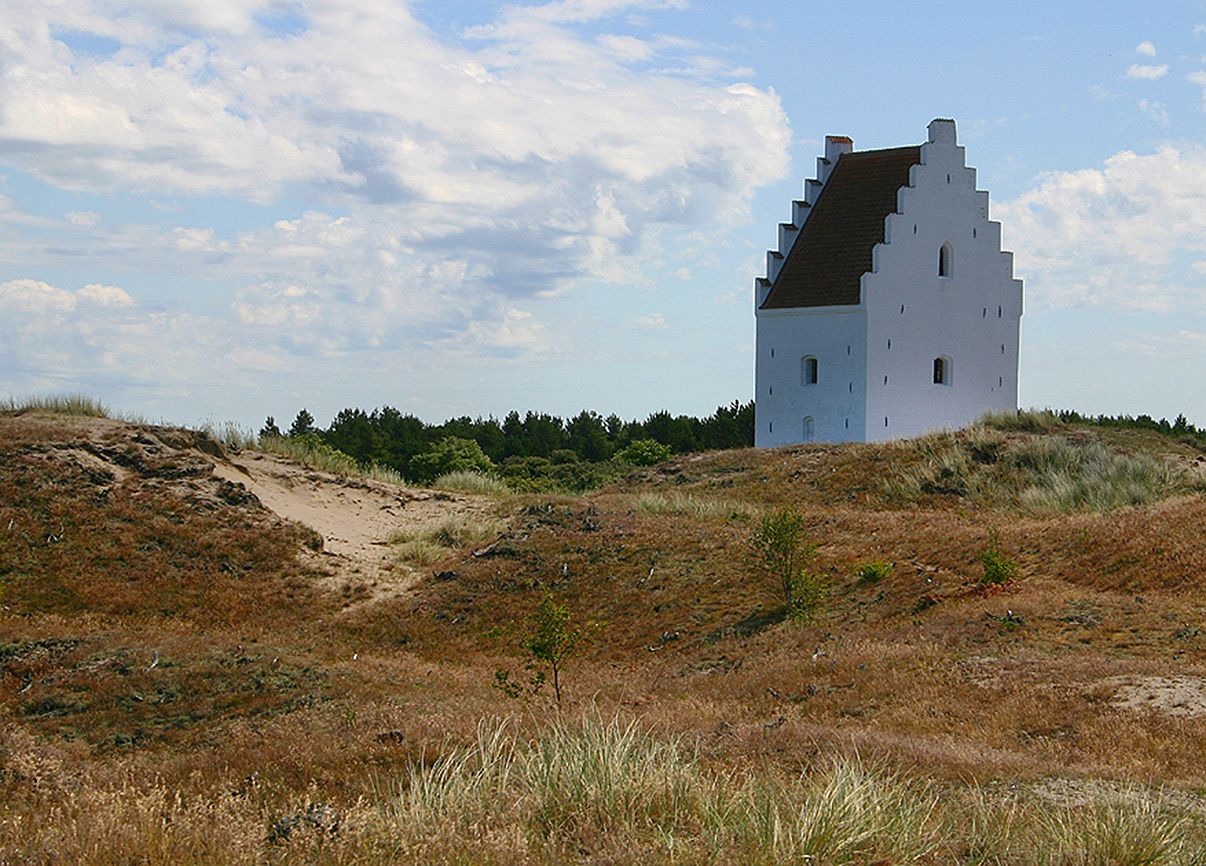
xmin=633 ymin=490 xmax=760 ymax=520
xmin=433 ymin=470 xmax=512 ymax=496
xmin=389 ymin=514 xmax=507 ymax=567
xmin=880 ymin=426 xmax=1204 ymax=513
xmin=3 ymin=393 xmax=113 ymax=418
xmin=1 ymin=714 xmax=1201 ymax=865
xmin=2 ymin=409 xmax=1205 ymax=864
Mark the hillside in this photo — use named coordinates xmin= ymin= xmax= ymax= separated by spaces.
xmin=1 ymin=407 xmax=1203 ymax=864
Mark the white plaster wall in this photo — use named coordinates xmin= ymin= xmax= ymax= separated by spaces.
xmin=753 ymin=306 xmax=867 ymax=446
xmin=861 ymin=120 xmax=1022 ymax=442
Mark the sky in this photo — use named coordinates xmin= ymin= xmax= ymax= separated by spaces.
xmin=2 ymin=0 xmax=1205 ymax=429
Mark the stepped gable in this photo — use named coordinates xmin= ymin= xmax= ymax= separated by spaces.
xmin=761 ymin=145 xmax=921 ymax=309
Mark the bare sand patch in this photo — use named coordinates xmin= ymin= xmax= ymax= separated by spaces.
xmin=213 ymin=450 xmax=500 ymax=594
xmin=1106 ymin=675 xmax=1206 ymax=719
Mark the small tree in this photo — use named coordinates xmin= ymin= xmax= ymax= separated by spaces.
xmin=751 ymin=508 xmax=826 ymax=621
xmin=494 ymin=593 xmax=581 ymax=706
xmin=978 ymin=530 xmax=1019 ymax=585
xmin=288 ymin=409 xmax=316 ymax=438
xmin=524 ymin=594 xmax=579 ymax=706
xmin=260 ymin=415 xmax=282 ymax=439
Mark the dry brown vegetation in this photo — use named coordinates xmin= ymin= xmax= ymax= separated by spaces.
xmin=1 ymin=406 xmax=1203 ymax=864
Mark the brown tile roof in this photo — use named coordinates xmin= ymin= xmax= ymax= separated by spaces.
xmin=760 ymin=145 xmax=921 ymax=309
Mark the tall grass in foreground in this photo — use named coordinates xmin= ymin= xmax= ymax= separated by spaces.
xmin=4 ymin=715 xmax=1201 ymax=864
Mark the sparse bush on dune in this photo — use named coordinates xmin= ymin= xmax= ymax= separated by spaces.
xmin=750 ymin=508 xmax=827 ymax=621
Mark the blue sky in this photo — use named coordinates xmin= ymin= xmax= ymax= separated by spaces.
xmin=2 ymin=0 xmax=1204 ymax=429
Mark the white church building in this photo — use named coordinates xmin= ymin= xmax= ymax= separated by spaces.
xmin=754 ymin=118 xmax=1022 ymax=446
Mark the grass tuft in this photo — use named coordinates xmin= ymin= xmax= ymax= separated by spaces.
xmin=634 ymin=491 xmax=760 ymax=520
xmin=433 ymin=470 xmax=512 ymax=496
xmin=882 ymin=426 xmax=1203 ymax=513
xmin=3 ymin=393 xmax=112 ymax=418
xmin=258 ymin=434 xmax=361 ymax=476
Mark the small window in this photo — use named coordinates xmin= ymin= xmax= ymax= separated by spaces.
xmin=769 ymin=386 xmax=773 ymax=395
xmin=883 ymin=375 xmax=889 ymax=385
xmin=887 ymin=338 xmax=892 ymax=349
xmin=848 ymin=382 xmax=853 ymax=394
xmin=846 ymin=344 xmax=851 ymax=356
xmin=938 ymin=243 xmax=953 ymax=277
xmin=900 ymin=304 xmax=906 ymax=314
xmin=1001 ymin=344 xmax=1006 ymax=355
xmin=998 ymin=305 xmax=1002 ymax=318
xmin=933 ymin=356 xmax=952 ymax=386
xmin=913 ymin=224 xmax=917 ymax=235
xmin=802 ymin=416 xmax=815 ymax=442
xmin=769 ymin=422 xmax=773 ymax=433
xmin=770 ymin=348 xmax=775 ymax=358
xmin=982 ymin=307 xmax=987 ymax=318
xmin=802 ymin=355 xmax=818 ymax=385
xmin=884 ymin=416 xmax=889 ymax=427
xmin=844 ymin=418 xmax=849 ymax=429
xmin=973 ymin=227 xmax=977 ymax=238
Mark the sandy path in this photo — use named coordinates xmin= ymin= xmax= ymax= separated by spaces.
xmin=213 ymin=450 xmax=496 ymax=592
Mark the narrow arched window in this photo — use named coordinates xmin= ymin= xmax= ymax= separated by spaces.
xmin=802 ymin=416 xmax=815 ymax=442
xmin=938 ymin=242 xmax=953 ymax=277
xmin=933 ymin=356 xmax=952 ymax=386
xmin=802 ymin=355 xmax=818 ymax=385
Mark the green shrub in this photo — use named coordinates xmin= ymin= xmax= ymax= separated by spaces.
xmin=751 ymin=509 xmax=826 ymax=621
xmin=857 ymin=560 xmax=894 ymax=584
xmin=410 ymin=437 xmax=496 ymax=484
xmin=616 ymin=438 xmax=672 ymax=466
xmin=978 ymin=532 xmax=1019 ymax=585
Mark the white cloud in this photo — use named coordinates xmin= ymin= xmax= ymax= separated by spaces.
xmin=0 ymin=278 xmax=78 ymax=312
xmin=1117 ymin=330 xmax=1206 ymax=356
xmin=1138 ymin=98 xmax=1170 ymax=127
xmin=997 ymin=145 xmax=1206 ymax=313
xmin=77 ymin=283 xmax=134 ymax=307
xmin=0 ymin=0 xmax=791 ymax=403
xmin=636 ymin=312 xmax=666 ymax=328
xmin=1126 ymin=63 xmax=1169 ymax=80
xmin=1136 ymin=40 xmax=1157 ymax=57
xmin=66 ymin=211 xmax=100 ymax=226
xmin=1189 ymin=70 xmax=1206 ymax=107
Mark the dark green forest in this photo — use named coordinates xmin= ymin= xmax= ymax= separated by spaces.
xmin=261 ymin=401 xmax=755 ymax=490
